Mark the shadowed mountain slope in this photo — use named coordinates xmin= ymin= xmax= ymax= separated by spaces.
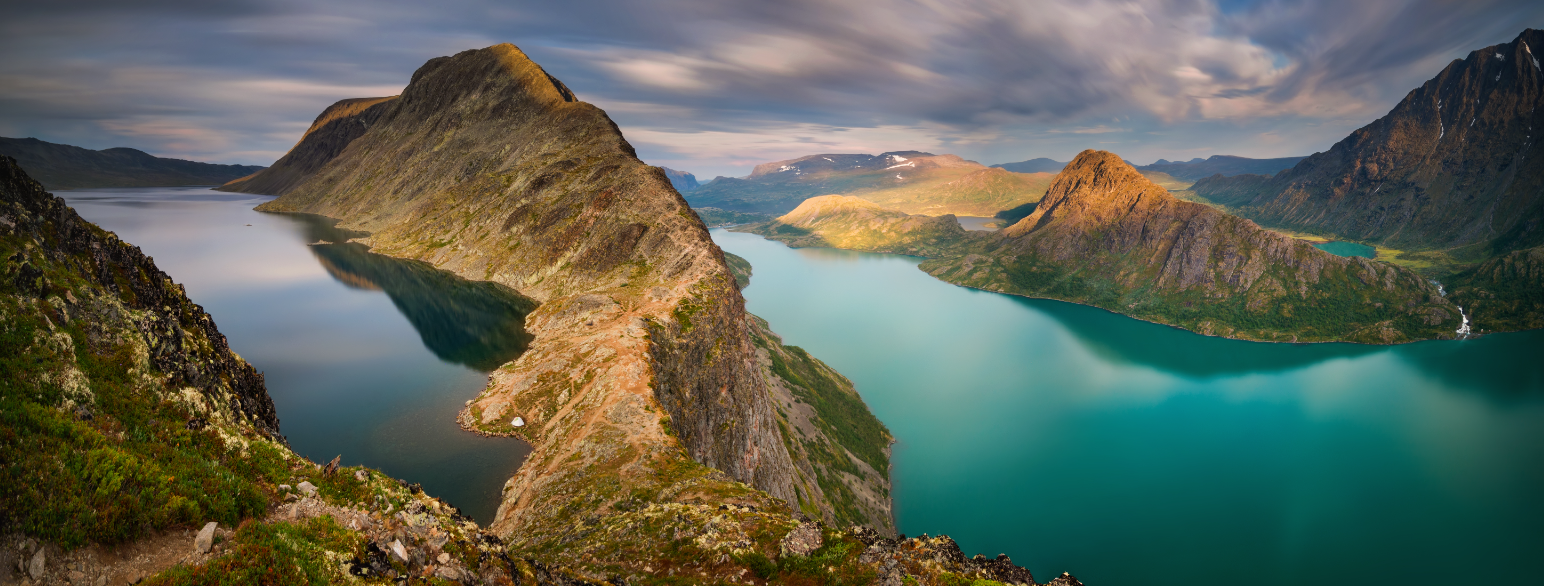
xmin=992 ymin=158 xmax=1066 ymax=174
xmin=1192 ymin=28 xmax=1544 ymax=258
xmin=0 ymin=137 xmax=264 ymax=190
xmin=923 ymin=150 xmax=1462 ymax=343
xmin=662 ymin=167 xmax=699 ymax=191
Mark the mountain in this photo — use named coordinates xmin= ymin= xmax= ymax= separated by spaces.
xmin=687 ymin=151 xmax=1053 ymax=216
xmin=662 ymin=166 xmax=699 ymax=191
xmin=992 ymin=157 xmax=1066 ymax=174
xmin=1191 ymin=28 xmax=1544 ymax=259
xmin=220 ymin=42 xmax=917 ymax=552
xmin=737 ymin=195 xmax=973 ymax=257
xmin=1137 ymin=155 xmax=1306 ymax=181
xmin=219 ymin=96 xmax=396 ymax=195
xmin=917 ymin=151 xmax=1462 ymax=343
xmin=693 ymin=206 xmax=772 ymax=227
xmin=0 ymin=136 xmax=264 ymax=190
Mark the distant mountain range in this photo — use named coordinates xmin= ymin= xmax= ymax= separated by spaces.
xmin=0 ymin=136 xmax=264 ymax=190
xmin=687 ymin=151 xmax=1053 ymax=216
xmin=991 ymin=157 xmax=1066 ymax=174
xmin=1138 ymin=155 xmax=1306 ymax=181
xmin=990 ymin=155 xmax=1305 ymax=181
xmin=661 ymin=167 xmax=699 ymax=191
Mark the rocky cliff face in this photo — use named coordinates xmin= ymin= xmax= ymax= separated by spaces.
xmin=1449 ymin=245 xmax=1544 ymax=331
xmin=925 ymin=150 xmax=1462 ymax=343
xmin=221 ymin=44 xmax=894 ymax=544
xmin=662 ymin=167 xmax=699 ymax=191
xmin=1192 ymin=28 xmax=1544 ymax=256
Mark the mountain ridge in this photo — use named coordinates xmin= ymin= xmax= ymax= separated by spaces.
xmin=1191 ymin=28 xmax=1544 ymax=258
xmin=0 ymin=137 xmax=265 ymax=190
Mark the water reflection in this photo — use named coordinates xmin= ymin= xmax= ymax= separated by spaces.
xmin=1013 ymin=296 xmax=1385 ymax=378
xmin=275 ymin=214 xmax=537 ymax=372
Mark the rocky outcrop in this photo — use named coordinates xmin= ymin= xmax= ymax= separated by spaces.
xmin=737 ymin=195 xmax=975 ymax=257
xmin=924 ymin=150 xmax=1462 ymax=343
xmin=0 ymin=137 xmax=264 ymax=190
xmin=662 ymin=167 xmax=699 ymax=191
xmin=690 ymin=152 xmax=1049 ymax=216
xmin=1192 ymin=28 xmax=1544 ymax=256
xmin=0 ymin=155 xmax=278 ymax=436
xmin=223 ymin=43 xmax=891 ymax=549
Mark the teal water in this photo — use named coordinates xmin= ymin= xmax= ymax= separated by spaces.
xmin=712 ymin=229 xmax=1544 ymax=586
xmin=60 ymin=187 xmax=533 ymax=523
xmin=1313 ymin=241 xmax=1377 ymax=258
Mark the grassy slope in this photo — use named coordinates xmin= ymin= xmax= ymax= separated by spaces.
xmin=689 ymin=163 xmax=1051 ymax=217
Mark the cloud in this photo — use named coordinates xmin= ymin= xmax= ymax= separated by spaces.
xmin=0 ymin=0 xmax=1539 ymax=173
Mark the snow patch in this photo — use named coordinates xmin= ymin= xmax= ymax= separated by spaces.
xmin=895 ymin=174 xmax=904 ymax=180
xmin=1496 ymin=52 xmax=1505 ymax=61
xmin=889 ymin=155 xmax=909 ymax=162
xmin=884 ymin=161 xmax=916 ymax=170
xmin=822 ymin=157 xmax=834 ymax=162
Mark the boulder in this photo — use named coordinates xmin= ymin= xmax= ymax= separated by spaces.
xmin=780 ymin=522 xmax=823 ymax=557
xmin=195 ymin=521 xmax=218 ymax=553
xmin=27 ymin=548 xmax=44 ymax=580
xmin=297 ymin=481 xmax=318 ymax=496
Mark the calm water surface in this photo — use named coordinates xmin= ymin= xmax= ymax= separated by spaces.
xmin=1313 ymin=241 xmax=1377 ymax=258
xmin=713 ymin=229 xmax=1544 ymax=586
xmin=62 ymin=187 xmax=532 ymax=523
xmin=955 ymin=216 xmax=1002 ymax=231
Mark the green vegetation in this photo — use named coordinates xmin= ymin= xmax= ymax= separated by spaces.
xmin=723 ymin=251 xmax=753 ymax=289
xmin=142 ymin=517 xmax=365 ymax=586
xmin=692 ymin=207 xmax=772 ymax=228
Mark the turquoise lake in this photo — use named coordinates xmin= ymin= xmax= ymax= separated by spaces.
xmin=1312 ymin=241 xmax=1377 ymax=258
xmin=61 ymin=187 xmax=532 ymax=523
xmin=713 ymin=229 xmax=1544 ymax=586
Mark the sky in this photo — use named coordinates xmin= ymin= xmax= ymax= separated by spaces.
xmin=1 ymin=0 xmax=1540 ymax=179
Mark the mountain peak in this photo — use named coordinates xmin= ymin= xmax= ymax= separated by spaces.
xmin=1006 ymin=149 xmax=1171 ymax=237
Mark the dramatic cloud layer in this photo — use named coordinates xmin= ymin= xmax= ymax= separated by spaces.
xmin=2 ymin=0 xmax=1539 ymax=177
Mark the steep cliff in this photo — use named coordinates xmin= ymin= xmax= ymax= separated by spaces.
xmin=224 ymin=44 xmax=897 ymax=545
xmin=0 ymin=137 xmax=264 ymax=190
xmin=1192 ymin=28 xmax=1544 ymax=257
xmin=737 ymin=195 xmax=975 ymax=257
xmin=923 ymin=151 xmax=1462 ymax=343
xmin=689 ymin=152 xmax=1050 ymax=216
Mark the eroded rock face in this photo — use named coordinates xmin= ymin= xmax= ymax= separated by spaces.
xmin=1193 ymin=28 xmax=1544 ymax=254
xmin=925 ymin=150 xmax=1461 ymax=343
xmin=222 ymin=43 xmax=882 ymax=546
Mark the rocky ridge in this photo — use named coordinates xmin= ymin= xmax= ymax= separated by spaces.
xmin=220 ymin=42 xmax=923 ymax=557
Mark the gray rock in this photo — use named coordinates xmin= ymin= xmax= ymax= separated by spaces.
xmin=195 ymin=521 xmax=218 ymax=553
xmin=390 ymin=540 xmax=409 ymax=562
xmin=28 ymin=548 xmax=44 ymax=580
xmin=297 ymin=481 xmax=318 ymax=497
xmin=780 ymin=522 xmax=823 ymax=557
xmin=354 ymin=470 xmax=368 ymax=482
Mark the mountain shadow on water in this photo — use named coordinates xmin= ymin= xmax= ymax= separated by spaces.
xmin=1010 ymin=295 xmax=1385 ymax=378
xmin=276 ymin=212 xmax=537 ymax=371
